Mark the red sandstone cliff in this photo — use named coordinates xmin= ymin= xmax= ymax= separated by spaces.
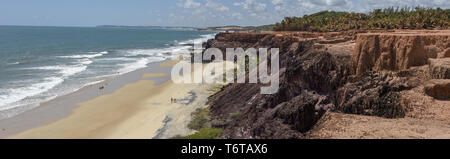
xmin=202 ymin=30 xmax=450 ymax=139
xmin=351 ymin=30 xmax=450 ymax=75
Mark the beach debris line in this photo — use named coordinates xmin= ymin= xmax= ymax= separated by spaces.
xmin=152 ymin=116 xmax=173 ymax=139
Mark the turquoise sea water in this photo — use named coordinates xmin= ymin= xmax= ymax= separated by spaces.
xmin=0 ymin=26 xmax=215 ymax=118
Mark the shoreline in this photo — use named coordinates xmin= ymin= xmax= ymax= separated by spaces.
xmin=0 ymin=30 xmax=218 ymax=122
xmin=0 ymin=59 xmax=219 ymax=139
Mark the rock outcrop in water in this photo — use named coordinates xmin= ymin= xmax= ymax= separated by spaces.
xmin=203 ymin=30 xmax=450 ymax=139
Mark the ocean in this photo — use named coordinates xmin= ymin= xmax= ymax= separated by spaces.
xmin=0 ymin=26 xmax=215 ymax=119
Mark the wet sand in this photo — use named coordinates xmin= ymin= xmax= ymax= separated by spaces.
xmin=1 ymin=60 xmax=223 ymax=139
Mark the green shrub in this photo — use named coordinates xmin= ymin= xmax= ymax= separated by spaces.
xmin=169 ymin=135 xmax=187 ymax=139
xmin=186 ymin=128 xmax=223 ymax=139
xmin=171 ymin=106 xmax=224 ymax=139
xmin=230 ymin=112 xmax=243 ymax=119
xmin=187 ymin=108 xmax=211 ymax=131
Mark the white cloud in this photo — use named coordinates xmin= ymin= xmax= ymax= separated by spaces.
xmin=232 ymin=13 xmax=244 ymax=20
xmin=298 ymin=0 xmax=351 ymax=9
xmin=326 ymin=0 xmax=348 ymax=6
xmin=269 ymin=0 xmax=354 ymax=16
xmin=177 ymin=0 xmax=201 ymax=9
xmin=234 ymin=0 xmax=268 ymax=15
xmin=271 ymin=0 xmax=285 ymax=13
xmin=205 ymin=0 xmax=229 ymax=12
xmin=308 ymin=0 xmax=348 ymax=6
xmin=271 ymin=0 xmax=285 ymax=5
xmin=177 ymin=0 xmax=229 ymax=12
xmin=174 ymin=0 xmax=236 ymax=26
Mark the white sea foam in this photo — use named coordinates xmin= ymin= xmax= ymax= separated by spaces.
xmin=27 ymin=57 xmax=92 ymax=77
xmin=124 ymin=46 xmax=191 ymax=57
xmin=82 ymin=80 xmax=106 ymax=88
xmin=6 ymin=62 xmax=20 ymax=65
xmin=60 ymin=65 xmax=88 ymax=77
xmin=59 ymin=79 xmax=107 ymax=95
xmin=2 ymin=63 xmax=89 ymax=108
xmin=59 ymin=51 xmax=108 ymax=59
xmin=117 ymin=57 xmax=166 ymax=74
xmin=1 ymin=57 xmax=93 ymax=111
xmin=96 ymin=57 xmax=136 ymax=61
xmin=178 ymin=33 xmax=216 ymax=45
xmin=78 ymin=59 xmax=93 ymax=65
xmin=0 ymin=77 xmax=64 ymax=110
xmin=124 ymin=33 xmax=216 ymax=58
xmin=27 ymin=64 xmax=88 ymax=77
xmin=118 ymin=33 xmax=217 ymax=74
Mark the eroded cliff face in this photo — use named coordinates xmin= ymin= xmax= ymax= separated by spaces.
xmin=204 ymin=32 xmax=350 ymax=138
xmin=351 ymin=31 xmax=450 ymax=75
xmin=204 ymin=30 xmax=450 ymax=139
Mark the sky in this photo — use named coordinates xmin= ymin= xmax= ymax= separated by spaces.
xmin=0 ymin=0 xmax=449 ymax=27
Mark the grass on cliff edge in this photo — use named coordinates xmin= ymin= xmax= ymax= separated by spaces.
xmin=187 ymin=108 xmax=211 ymax=131
xmin=184 ymin=128 xmax=223 ymax=139
xmin=171 ymin=107 xmax=223 ymax=139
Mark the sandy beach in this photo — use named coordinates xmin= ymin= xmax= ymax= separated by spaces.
xmin=1 ymin=60 xmax=222 ymax=139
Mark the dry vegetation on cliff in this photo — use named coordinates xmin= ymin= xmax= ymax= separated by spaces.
xmin=273 ymin=7 xmax=449 ymax=32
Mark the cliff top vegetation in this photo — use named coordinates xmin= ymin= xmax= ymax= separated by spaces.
xmin=272 ymin=7 xmax=449 ymax=32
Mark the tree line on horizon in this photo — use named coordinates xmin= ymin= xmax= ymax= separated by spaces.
xmin=272 ymin=7 xmax=450 ymax=32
